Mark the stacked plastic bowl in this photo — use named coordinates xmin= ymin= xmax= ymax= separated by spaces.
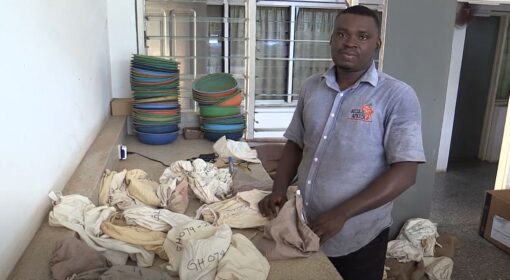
xmin=192 ymin=73 xmax=245 ymax=141
xmin=130 ymin=54 xmax=180 ymax=145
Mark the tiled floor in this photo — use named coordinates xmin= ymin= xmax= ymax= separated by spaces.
xmin=430 ymin=160 xmax=510 ymax=280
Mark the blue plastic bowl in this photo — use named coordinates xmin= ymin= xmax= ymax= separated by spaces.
xmin=204 ymin=130 xmax=244 ymax=142
xmin=134 ymin=124 xmax=179 ymax=134
xmin=135 ymin=130 xmax=179 ymax=145
xmin=202 ymin=123 xmax=245 ymax=131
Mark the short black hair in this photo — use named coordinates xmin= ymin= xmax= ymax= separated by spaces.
xmin=336 ymin=5 xmax=381 ymax=35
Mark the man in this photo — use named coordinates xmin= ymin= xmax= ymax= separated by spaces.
xmin=258 ymin=5 xmax=425 ymax=280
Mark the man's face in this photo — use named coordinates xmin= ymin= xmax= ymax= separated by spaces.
xmin=330 ymin=13 xmax=381 ymax=72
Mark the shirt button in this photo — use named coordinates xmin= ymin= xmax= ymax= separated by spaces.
xmin=314 ymin=157 xmax=318 ymax=162
xmin=305 ymin=202 xmax=309 ymax=206
xmin=323 ymin=135 xmax=327 ymax=139
xmin=330 ymin=113 xmax=335 ymax=117
xmin=340 ymin=93 xmax=344 ymax=97
xmin=307 ymin=180 xmax=311 ymax=184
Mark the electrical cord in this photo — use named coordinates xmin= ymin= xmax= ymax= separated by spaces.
xmin=126 ymin=151 xmax=218 ymax=167
xmin=126 ymin=151 xmax=170 ymax=167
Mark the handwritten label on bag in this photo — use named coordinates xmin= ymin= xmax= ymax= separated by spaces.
xmin=186 ymin=250 xmax=226 ymax=271
xmin=176 ymin=223 xmax=211 ymax=251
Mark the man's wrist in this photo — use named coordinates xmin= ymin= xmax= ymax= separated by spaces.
xmin=333 ymin=204 xmax=351 ymax=221
xmin=272 ymin=184 xmax=288 ymax=195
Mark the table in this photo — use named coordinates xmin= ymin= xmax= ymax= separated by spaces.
xmin=116 ymin=136 xmax=342 ymax=280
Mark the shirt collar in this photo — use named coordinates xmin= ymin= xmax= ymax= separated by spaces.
xmin=321 ymin=62 xmax=379 ymax=92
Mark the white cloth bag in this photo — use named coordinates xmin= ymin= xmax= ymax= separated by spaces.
xmin=197 ymin=189 xmax=269 ymax=229
xmin=48 ymin=192 xmax=154 ymax=267
xmin=160 ymin=159 xmax=232 ymax=204
xmin=215 ymin=233 xmax=270 ymax=280
xmin=397 ymin=218 xmax=439 ymax=257
xmin=213 ymin=136 xmax=261 ymax=163
xmin=163 ymin=220 xmax=232 ymax=279
xmin=122 ymin=206 xmax=192 ymax=232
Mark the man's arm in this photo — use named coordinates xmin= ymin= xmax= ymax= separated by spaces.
xmin=258 ymin=140 xmax=303 ymax=219
xmin=310 ymin=161 xmax=418 ymax=243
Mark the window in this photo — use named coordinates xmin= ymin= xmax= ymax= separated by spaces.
xmin=144 ymin=1 xmax=249 ymax=111
xmin=253 ymin=5 xmax=342 ymax=138
xmin=293 ymin=8 xmax=337 ymax=100
xmin=141 ymin=0 xmax=383 ymax=139
xmin=256 ymin=7 xmax=290 ymax=101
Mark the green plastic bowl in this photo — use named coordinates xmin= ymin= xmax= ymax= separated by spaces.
xmin=199 ymin=106 xmax=241 ymax=117
xmin=192 ymin=73 xmax=238 ymax=94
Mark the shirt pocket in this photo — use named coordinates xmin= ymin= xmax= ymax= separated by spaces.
xmin=337 ymin=102 xmax=383 ymax=149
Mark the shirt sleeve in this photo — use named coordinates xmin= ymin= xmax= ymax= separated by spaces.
xmin=283 ymin=87 xmax=306 ymax=149
xmin=384 ymin=85 xmax=426 ymax=164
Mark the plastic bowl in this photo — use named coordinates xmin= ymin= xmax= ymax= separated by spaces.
xmin=202 ymin=123 xmax=245 ymax=131
xmin=203 ymin=130 xmax=244 ymax=142
xmin=192 ymin=73 xmax=238 ymax=94
xmin=215 ymin=93 xmax=242 ymax=107
xmin=135 ymin=130 xmax=179 ymax=145
xmin=133 ymin=109 xmax=180 ymax=116
xmin=193 ymin=88 xmax=238 ymax=98
xmin=134 ymin=124 xmax=179 ymax=134
xmin=134 ymin=103 xmax=179 ymax=110
xmin=199 ymin=106 xmax=241 ymax=117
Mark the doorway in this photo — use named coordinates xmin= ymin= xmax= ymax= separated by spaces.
xmin=449 ymin=16 xmax=501 ymax=164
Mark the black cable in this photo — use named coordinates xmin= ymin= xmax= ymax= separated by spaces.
xmin=126 ymin=151 xmax=170 ymax=167
xmin=186 ymin=153 xmax=217 ymax=163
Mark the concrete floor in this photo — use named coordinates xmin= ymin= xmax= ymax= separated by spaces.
xmin=430 ymin=160 xmax=510 ymax=280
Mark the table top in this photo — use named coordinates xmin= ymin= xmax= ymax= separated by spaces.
xmin=117 ymin=135 xmax=342 ymax=280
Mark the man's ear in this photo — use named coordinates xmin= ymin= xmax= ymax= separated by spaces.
xmin=329 ymin=34 xmax=333 ymax=45
xmin=376 ymin=37 xmax=382 ymax=49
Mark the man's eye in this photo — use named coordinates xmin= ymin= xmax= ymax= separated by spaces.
xmin=359 ymin=34 xmax=368 ymax=41
xmin=337 ymin=32 xmax=345 ymax=38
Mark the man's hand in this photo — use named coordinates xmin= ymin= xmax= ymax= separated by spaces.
xmin=258 ymin=140 xmax=302 ymax=220
xmin=309 ymin=162 xmax=418 ymax=244
xmin=258 ymin=190 xmax=287 ymax=219
xmin=310 ymin=209 xmax=347 ymax=244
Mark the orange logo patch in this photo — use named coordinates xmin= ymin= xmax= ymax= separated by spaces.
xmin=349 ymin=104 xmax=374 ymax=122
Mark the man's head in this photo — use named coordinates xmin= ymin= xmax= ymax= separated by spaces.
xmin=330 ymin=5 xmax=381 ymax=72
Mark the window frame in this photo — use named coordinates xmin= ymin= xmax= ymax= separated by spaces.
xmin=137 ymin=0 xmax=384 ymax=139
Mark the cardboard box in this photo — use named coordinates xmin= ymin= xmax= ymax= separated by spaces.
xmin=110 ymin=98 xmax=132 ymax=116
xmin=479 ymin=189 xmax=510 ymax=255
xmin=183 ymin=127 xmax=204 ymax=139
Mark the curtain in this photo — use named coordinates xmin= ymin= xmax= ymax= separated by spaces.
xmin=229 ymin=5 xmax=246 ymax=92
xmin=207 ymin=5 xmax=224 ymax=74
xmin=293 ymin=8 xmax=338 ymax=100
xmin=231 ymin=6 xmax=289 ymax=101
xmin=256 ymin=7 xmax=290 ymax=101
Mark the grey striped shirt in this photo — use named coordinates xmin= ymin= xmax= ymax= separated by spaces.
xmin=284 ymin=63 xmax=426 ymax=257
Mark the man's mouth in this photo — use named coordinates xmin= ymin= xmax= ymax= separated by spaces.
xmin=339 ymin=51 xmax=358 ymax=58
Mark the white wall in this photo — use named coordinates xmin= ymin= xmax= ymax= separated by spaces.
xmin=254 ymin=108 xmax=295 ymax=138
xmin=0 ymin=1 xmax=112 ymax=278
xmin=486 ymin=105 xmax=507 ymax=162
xmin=437 ymin=26 xmax=467 ymax=171
xmin=495 ymin=102 xmax=510 ymax=189
xmin=383 ymin=0 xmax=457 ymax=234
xmin=107 ymin=0 xmax=138 ymax=98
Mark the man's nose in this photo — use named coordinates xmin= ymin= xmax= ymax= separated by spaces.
xmin=344 ymin=36 xmax=358 ymax=48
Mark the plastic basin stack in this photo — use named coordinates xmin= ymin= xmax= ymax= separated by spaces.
xmin=192 ymin=73 xmax=245 ymax=141
xmin=130 ymin=55 xmax=180 ymax=145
